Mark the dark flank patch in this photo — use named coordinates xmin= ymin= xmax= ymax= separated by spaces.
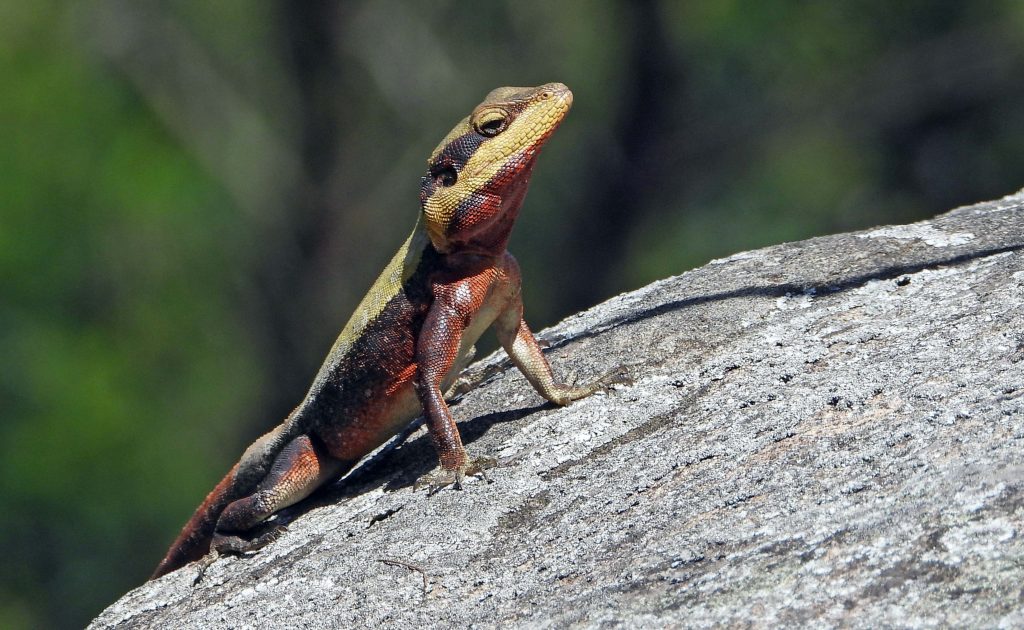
xmin=302 ymin=244 xmax=443 ymax=433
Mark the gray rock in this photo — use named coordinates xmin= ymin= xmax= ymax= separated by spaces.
xmin=92 ymin=191 xmax=1024 ymax=629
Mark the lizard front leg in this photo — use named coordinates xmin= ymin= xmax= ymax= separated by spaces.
xmin=414 ymin=295 xmax=494 ymax=490
xmin=495 ymin=292 xmax=627 ymax=405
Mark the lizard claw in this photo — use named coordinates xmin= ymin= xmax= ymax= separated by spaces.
xmin=596 ymin=365 xmax=632 ymax=389
xmin=192 ymin=550 xmax=220 ymax=586
xmin=566 ymin=365 xmax=632 ymax=401
xmin=414 ymin=456 xmax=497 ymax=494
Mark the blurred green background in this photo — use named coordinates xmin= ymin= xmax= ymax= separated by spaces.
xmin=3 ymin=1 xmax=1023 ymax=627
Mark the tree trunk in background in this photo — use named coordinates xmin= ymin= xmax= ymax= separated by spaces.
xmin=562 ymin=0 xmax=679 ymax=315
xmin=247 ymin=3 xmax=346 ymax=423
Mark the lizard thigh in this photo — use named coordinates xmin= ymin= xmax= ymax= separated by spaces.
xmin=216 ymin=434 xmax=344 ymax=533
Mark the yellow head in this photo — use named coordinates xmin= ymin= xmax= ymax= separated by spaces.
xmin=419 ymin=83 xmax=573 ymax=255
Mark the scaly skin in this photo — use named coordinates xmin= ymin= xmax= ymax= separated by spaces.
xmin=151 ymin=83 xmax=623 ymax=580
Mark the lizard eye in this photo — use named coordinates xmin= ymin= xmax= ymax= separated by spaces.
xmin=478 ymin=118 xmax=507 ymax=137
xmin=434 ymin=166 xmax=458 ymax=187
xmin=473 ymin=110 xmax=508 ymax=137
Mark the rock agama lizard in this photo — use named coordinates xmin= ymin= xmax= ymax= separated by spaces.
xmin=151 ymin=83 xmax=622 ymax=580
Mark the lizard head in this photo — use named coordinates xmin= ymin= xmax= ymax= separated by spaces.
xmin=420 ymin=83 xmax=572 ymax=255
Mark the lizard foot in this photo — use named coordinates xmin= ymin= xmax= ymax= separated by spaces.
xmin=212 ymin=524 xmax=288 ymax=556
xmin=191 ymin=550 xmax=219 ymax=586
xmin=192 ymin=525 xmax=288 ymax=585
xmin=414 ymin=456 xmax=497 ymax=494
xmin=593 ymin=365 xmax=633 ymax=390
xmin=562 ymin=365 xmax=632 ymax=403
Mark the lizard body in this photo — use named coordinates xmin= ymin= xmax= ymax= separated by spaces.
xmin=151 ymin=83 xmax=619 ymax=580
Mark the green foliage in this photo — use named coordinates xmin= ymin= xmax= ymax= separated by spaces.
xmin=0 ymin=4 xmax=264 ymax=627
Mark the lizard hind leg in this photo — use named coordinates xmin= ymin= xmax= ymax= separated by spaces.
xmin=212 ymin=434 xmax=344 ymax=556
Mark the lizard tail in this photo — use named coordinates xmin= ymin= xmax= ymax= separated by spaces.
xmin=150 ymin=463 xmax=239 ymax=580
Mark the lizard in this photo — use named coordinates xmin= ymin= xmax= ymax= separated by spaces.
xmin=150 ymin=82 xmax=624 ymax=581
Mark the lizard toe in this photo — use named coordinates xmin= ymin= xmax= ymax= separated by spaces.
xmin=414 ymin=455 xmax=496 ymax=494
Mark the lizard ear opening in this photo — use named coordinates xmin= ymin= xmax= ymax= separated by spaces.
xmin=432 ymin=164 xmax=456 ymax=187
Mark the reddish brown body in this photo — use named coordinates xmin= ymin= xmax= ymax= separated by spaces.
xmin=152 ymin=84 xmax=621 ymax=580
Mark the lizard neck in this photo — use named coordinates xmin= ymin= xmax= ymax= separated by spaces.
xmin=438 ymin=156 xmax=536 ymax=258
